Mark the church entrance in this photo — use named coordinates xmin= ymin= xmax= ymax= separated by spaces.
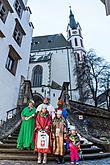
xmin=33 ymin=93 xmax=44 ymax=108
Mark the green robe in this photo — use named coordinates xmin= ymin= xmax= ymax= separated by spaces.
xmin=17 ymin=107 xmax=36 ymax=149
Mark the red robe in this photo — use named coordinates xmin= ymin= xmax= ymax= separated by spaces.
xmin=34 ymin=111 xmax=52 ymax=153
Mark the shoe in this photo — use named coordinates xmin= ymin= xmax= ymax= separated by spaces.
xmin=76 ymin=161 xmax=79 ymax=165
xmin=71 ymin=161 xmax=74 ymax=164
xmin=37 ymin=157 xmax=41 ymax=164
xmin=43 ymin=158 xmax=47 ymax=164
xmin=61 ymin=157 xmax=65 ymax=164
xmin=57 ymin=157 xmax=61 ymax=164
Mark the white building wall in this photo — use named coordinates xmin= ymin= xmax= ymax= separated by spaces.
xmin=28 ymin=47 xmax=82 ymax=108
xmin=50 ymin=49 xmax=69 ymax=107
xmin=0 ymin=0 xmax=33 ymax=121
xmin=69 ymin=50 xmax=80 ymax=101
xmin=51 ymin=49 xmax=69 ymax=85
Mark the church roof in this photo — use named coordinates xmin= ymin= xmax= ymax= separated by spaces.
xmin=31 ymin=33 xmax=71 ymax=52
xmin=69 ymin=8 xmax=78 ymax=30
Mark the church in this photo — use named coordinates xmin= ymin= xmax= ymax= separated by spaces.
xmin=28 ymin=8 xmax=87 ymax=108
xmin=0 ymin=1 xmax=87 ymax=122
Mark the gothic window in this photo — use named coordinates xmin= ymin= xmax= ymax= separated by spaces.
xmin=75 ymin=38 xmax=78 ymax=46
xmin=77 ymin=53 xmax=80 ymax=61
xmin=13 ymin=18 xmax=26 ymax=46
xmin=0 ymin=0 xmax=8 ymax=23
xmin=32 ymin=65 xmax=43 ymax=87
xmin=68 ymin=30 xmax=71 ymax=37
xmin=80 ymin=39 xmax=83 ymax=47
xmin=14 ymin=0 xmax=24 ymax=18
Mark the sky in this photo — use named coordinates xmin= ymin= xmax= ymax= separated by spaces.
xmin=28 ymin=0 xmax=110 ymax=62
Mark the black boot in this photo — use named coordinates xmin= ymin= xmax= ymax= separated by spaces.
xmin=60 ymin=156 xmax=65 ymax=164
xmin=57 ymin=156 xmax=61 ymax=164
xmin=61 ymin=157 xmax=65 ymax=164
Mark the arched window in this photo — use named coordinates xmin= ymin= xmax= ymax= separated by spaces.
xmin=32 ymin=65 xmax=43 ymax=87
xmin=77 ymin=53 xmax=80 ymax=61
xmin=80 ymin=39 xmax=83 ymax=47
xmin=69 ymin=30 xmax=71 ymax=37
xmin=75 ymin=38 xmax=78 ymax=46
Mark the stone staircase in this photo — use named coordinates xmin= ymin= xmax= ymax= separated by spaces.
xmin=0 ymin=126 xmax=110 ymax=161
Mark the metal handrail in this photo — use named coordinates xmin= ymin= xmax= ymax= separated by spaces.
xmin=6 ymin=107 xmax=17 ymax=120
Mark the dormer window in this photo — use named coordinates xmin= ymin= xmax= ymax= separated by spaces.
xmin=35 ymin=41 xmax=39 ymax=44
xmin=48 ymin=40 xmax=52 ymax=43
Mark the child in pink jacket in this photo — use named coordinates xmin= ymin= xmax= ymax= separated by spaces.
xmin=69 ymin=126 xmax=80 ymax=165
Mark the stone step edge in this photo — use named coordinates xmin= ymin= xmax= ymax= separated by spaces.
xmin=0 ymin=147 xmax=101 ymax=153
xmin=0 ymin=152 xmax=110 ymax=160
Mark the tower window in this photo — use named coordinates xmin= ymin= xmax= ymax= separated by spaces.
xmin=68 ymin=30 xmax=71 ymax=37
xmin=32 ymin=65 xmax=43 ymax=87
xmin=77 ymin=53 xmax=80 ymax=61
xmin=75 ymin=38 xmax=78 ymax=46
xmin=80 ymin=39 xmax=83 ymax=47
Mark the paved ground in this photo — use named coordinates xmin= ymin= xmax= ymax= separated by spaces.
xmin=0 ymin=158 xmax=110 ymax=165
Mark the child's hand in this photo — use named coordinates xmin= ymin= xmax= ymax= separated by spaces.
xmin=25 ymin=117 xmax=29 ymax=120
xmin=78 ymin=144 xmax=80 ymax=149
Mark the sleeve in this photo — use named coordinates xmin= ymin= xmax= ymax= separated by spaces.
xmin=36 ymin=104 xmax=42 ymax=113
xmin=34 ymin=114 xmax=42 ymax=131
xmin=21 ymin=107 xmax=27 ymax=116
xmin=45 ymin=115 xmax=52 ymax=132
xmin=76 ymin=135 xmax=80 ymax=147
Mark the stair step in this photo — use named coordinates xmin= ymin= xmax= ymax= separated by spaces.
xmin=0 ymin=152 xmax=110 ymax=161
xmin=7 ymin=136 xmax=18 ymax=140
xmin=13 ymin=131 xmax=19 ymax=134
xmin=80 ymin=143 xmax=93 ymax=148
xmin=0 ymin=144 xmax=16 ymax=148
xmin=0 ymin=149 xmax=34 ymax=154
xmin=0 ymin=147 xmax=101 ymax=154
xmin=2 ymin=139 xmax=17 ymax=144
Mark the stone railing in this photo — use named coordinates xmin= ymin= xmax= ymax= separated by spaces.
xmin=68 ymin=102 xmax=110 ymax=151
xmin=59 ymin=82 xmax=110 ymax=151
xmin=0 ymin=80 xmax=34 ymax=141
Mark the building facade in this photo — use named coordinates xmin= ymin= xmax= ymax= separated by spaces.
xmin=28 ymin=9 xmax=87 ymax=108
xmin=0 ymin=0 xmax=33 ymax=120
xmin=100 ymin=0 xmax=110 ymax=15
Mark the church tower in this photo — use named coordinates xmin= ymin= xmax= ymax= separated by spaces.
xmin=67 ymin=7 xmax=86 ymax=60
xmin=67 ymin=7 xmax=88 ymax=102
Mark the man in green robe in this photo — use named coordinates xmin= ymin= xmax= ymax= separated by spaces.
xmin=17 ymin=100 xmax=36 ymax=150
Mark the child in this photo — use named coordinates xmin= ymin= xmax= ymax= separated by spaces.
xmin=69 ymin=125 xmax=80 ymax=165
xmin=52 ymin=110 xmax=66 ymax=164
xmin=34 ymin=104 xmax=52 ymax=164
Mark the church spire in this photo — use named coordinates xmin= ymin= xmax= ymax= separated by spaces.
xmin=69 ymin=6 xmax=77 ymax=30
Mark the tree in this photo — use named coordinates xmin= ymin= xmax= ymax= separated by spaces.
xmin=99 ymin=69 xmax=110 ymax=110
xmin=74 ymin=49 xmax=110 ymax=107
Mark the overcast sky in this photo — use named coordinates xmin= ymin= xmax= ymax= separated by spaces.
xmin=28 ymin=0 xmax=110 ymax=62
